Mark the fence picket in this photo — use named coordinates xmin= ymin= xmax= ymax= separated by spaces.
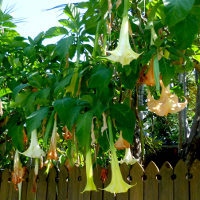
xmin=36 ymin=167 xmax=47 ymax=200
xmin=26 ymin=168 xmax=36 ymax=200
xmin=174 ymin=159 xmax=189 ymax=200
xmin=22 ymin=170 xmax=29 ymax=200
xmin=129 ymin=162 xmax=144 ymax=200
xmin=116 ymin=163 xmax=130 ymax=200
xmin=144 ymin=161 xmax=159 ymax=200
xmin=190 ymin=159 xmax=200 ymax=200
xmin=103 ymin=165 xmax=115 ymax=200
xmin=159 ymin=161 xmax=173 ymax=200
xmin=47 ymin=167 xmax=57 ymax=200
xmin=90 ymin=165 xmax=103 ymax=200
xmin=0 ymin=169 xmax=10 ymax=200
xmin=57 ymin=165 xmax=68 ymax=200
xmin=68 ymin=167 xmax=81 ymax=200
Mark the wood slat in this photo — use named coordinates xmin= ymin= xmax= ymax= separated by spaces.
xmin=143 ymin=161 xmax=159 ymax=200
xmin=91 ymin=165 xmax=103 ymax=200
xmin=159 ymin=161 xmax=173 ymax=200
xmin=129 ymin=162 xmax=144 ymax=200
xmin=79 ymin=166 xmax=90 ymax=200
xmin=68 ymin=166 xmax=81 ymax=200
xmin=47 ymin=167 xmax=57 ymax=200
xmin=116 ymin=163 xmax=130 ymax=200
xmin=21 ymin=169 xmax=29 ymax=200
xmin=103 ymin=165 xmax=115 ymax=200
xmin=0 ymin=169 xmax=10 ymax=200
xmin=36 ymin=167 xmax=47 ymax=200
xmin=26 ymin=168 xmax=36 ymax=200
xmin=8 ymin=182 xmax=18 ymax=200
xmin=190 ymin=159 xmax=200 ymax=200
xmin=174 ymin=159 xmax=189 ymax=200
xmin=57 ymin=165 xmax=68 ymax=200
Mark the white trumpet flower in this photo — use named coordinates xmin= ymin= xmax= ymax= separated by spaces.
xmin=106 ymin=15 xmax=141 ymax=66
xmin=120 ymin=148 xmax=138 ymax=165
xmin=21 ymin=129 xmax=45 ymax=158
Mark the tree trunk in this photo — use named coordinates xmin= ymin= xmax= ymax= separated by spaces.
xmin=182 ymin=70 xmax=200 ymax=166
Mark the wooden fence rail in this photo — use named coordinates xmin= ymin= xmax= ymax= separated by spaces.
xmin=0 ymin=159 xmax=200 ymax=200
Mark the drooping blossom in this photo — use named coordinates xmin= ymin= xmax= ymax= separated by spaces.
xmin=147 ymin=81 xmax=187 ymax=116
xmin=82 ymin=148 xmax=97 ymax=192
xmin=120 ymin=148 xmax=138 ymax=165
xmin=47 ymin=117 xmax=58 ymax=161
xmin=106 ymin=15 xmax=141 ymax=66
xmin=21 ymin=129 xmax=45 ymax=158
xmin=114 ymin=131 xmax=130 ymax=150
xmin=12 ymin=150 xmax=26 ymax=188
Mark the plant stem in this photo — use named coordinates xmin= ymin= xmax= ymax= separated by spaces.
xmin=123 ymin=0 xmax=129 ymax=16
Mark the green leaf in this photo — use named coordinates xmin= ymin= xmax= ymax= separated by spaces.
xmin=88 ymin=64 xmax=112 ymax=91
xmin=56 ymin=36 xmax=74 ymax=58
xmin=54 ymin=98 xmax=85 ymax=130
xmin=54 ymin=74 xmax=73 ymax=96
xmin=8 ymin=124 xmax=24 ymax=152
xmin=170 ymin=14 xmax=199 ymax=49
xmin=45 ymin=26 xmax=68 ymax=38
xmin=13 ymin=84 xmax=29 ymax=98
xmin=0 ymin=88 xmax=12 ymax=98
xmin=163 ymin=0 xmax=195 ymax=26
xmin=111 ymin=104 xmax=136 ymax=144
xmin=76 ymin=112 xmax=93 ymax=149
xmin=26 ymin=107 xmax=49 ymax=136
xmin=159 ymin=58 xmax=175 ymax=86
xmin=59 ymin=19 xmax=77 ymax=32
xmin=153 ymin=55 xmax=160 ymax=92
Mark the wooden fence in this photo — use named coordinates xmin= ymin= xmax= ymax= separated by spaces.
xmin=0 ymin=159 xmax=200 ymax=200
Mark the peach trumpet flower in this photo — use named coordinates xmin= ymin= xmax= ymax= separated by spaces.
xmin=147 ymin=81 xmax=187 ymax=116
xmin=47 ymin=117 xmax=58 ymax=161
xmin=114 ymin=131 xmax=130 ymax=150
xmin=106 ymin=15 xmax=141 ymax=66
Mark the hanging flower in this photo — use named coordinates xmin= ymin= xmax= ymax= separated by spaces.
xmin=12 ymin=150 xmax=26 ymax=188
xmin=104 ymin=117 xmax=132 ymax=194
xmin=119 ymin=148 xmax=138 ymax=165
xmin=147 ymin=81 xmax=187 ymax=116
xmin=143 ymin=58 xmax=155 ymax=86
xmin=12 ymin=150 xmax=25 ymax=200
xmin=114 ymin=131 xmax=130 ymax=150
xmin=100 ymin=168 xmax=108 ymax=183
xmin=47 ymin=117 xmax=58 ymax=161
xmin=82 ymin=148 xmax=97 ymax=192
xmin=21 ymin=129 xmax=45 ymax=158
xmin=106 ymin=15 xmax=141 ymax=66
xmin=63 ymin=126 xmax=72 ymax=140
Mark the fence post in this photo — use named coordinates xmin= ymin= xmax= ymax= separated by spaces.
xmin=129 ymin=162 xmax=144 ymax=200
xmin=26 ymin=168 xmax=36 ymax=200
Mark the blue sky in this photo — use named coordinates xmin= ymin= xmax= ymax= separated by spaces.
xmin=2 ymin=0 xmax=84 ymax=40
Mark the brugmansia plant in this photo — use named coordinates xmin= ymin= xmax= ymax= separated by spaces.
xmin=0 ymin=0 xmax=199 ymax=196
